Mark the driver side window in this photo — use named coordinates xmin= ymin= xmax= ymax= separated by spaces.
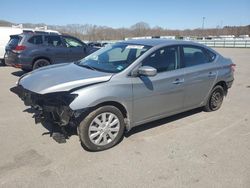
xmin=142 ymin=46 xmax=179 ymax=73
xmin=63 ymin=37 xmax=83 ymax=48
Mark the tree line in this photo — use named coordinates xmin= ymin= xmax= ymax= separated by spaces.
xmin=1 ymin=20 xmax=250 ymax=41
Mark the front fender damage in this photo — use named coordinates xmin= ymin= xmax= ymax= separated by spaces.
xmin=10 ymin=85 xmax=84 ymax=143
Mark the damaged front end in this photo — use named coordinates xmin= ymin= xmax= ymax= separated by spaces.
xmin=10 ymin=85 xmax=78 ymax=127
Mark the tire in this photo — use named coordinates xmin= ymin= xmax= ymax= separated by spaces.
xmin=0 ymin=59 xmax=5 ymax=66
xmin=78 ymin=106 xmax=125 ymax=151
xmin=204 ymin=85 xmax=224 ymax=112
xmin=33 ymin=59 xmax=50 ymax=70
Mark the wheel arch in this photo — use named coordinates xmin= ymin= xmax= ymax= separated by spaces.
xmin=32 ymin=56 xmax=52 ymax=66
xmin=76 ymin=101 xmax=131 ymax=131
xmin=94 ymin=101 xmax=128 ymax=118
xmin=214 ymin=81 xmax=228 ymax=96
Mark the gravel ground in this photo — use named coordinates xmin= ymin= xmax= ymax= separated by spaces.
xmin=0 ymin=48 xmax=249 ymax=188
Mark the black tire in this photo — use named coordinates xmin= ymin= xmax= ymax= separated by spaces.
xmin=78 ymin=106 xmax=125 ymax=151
xmin=0 ymin=59 xmax=5 ymax=66
xmin=204 ymin=85 xmax=224 ymax=112
xmin=33 ymin=59 xmax=50 ymax=70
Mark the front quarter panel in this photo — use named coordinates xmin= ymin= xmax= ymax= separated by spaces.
xmin=69 ymin=76 xmax=133 ymax=120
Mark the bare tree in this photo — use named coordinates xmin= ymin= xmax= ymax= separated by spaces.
xmin=1 ymin=20 xmax=249 ymax=40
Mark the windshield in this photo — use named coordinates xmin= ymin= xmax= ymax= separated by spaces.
xmin=77 ymin=43 xmax=151 ymax=73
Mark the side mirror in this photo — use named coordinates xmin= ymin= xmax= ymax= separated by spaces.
xmin=138 ymin=66 xmax=157 ymax=77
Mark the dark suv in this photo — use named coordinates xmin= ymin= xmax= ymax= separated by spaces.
xmin=5 ymin=31 xmax=94 ymax=71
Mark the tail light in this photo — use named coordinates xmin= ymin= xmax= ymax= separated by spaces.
xmin=13 ymin=45 xmax=26 ymax=53
xmin=230 ymin=63 xmax=236 ymax=72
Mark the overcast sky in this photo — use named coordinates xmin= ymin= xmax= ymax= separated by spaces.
xmin=1 ymin=0 xmax=250 ymax=29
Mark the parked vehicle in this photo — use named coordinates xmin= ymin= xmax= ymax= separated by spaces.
xmin=5 ymin=31 xmax=92 ymax=71
xmin=0 ymin=27 xmax=23 ymax=65
xmin=0 ymin=27 xmax=59 ymax=66
xmin=87 ymin=42 xmax=103 ymax=48
xmin=11 ymin=39 xmax=235 ymax=151
xmin=87 ymin=41 xmax=112 ymax=48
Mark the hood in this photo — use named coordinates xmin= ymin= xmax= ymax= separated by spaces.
xmin=19 ymin=63 xmax=113 ymax=94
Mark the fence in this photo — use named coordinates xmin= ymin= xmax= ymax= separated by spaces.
xmin=98 ymin=39 xmax=250 ymax=48
xmin=194 ymin=39 xmax=250 ymax=48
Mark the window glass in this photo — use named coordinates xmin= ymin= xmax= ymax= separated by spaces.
xmin=142 ymin=46 xmax=179 ymax=72
xmin=107 ymin=47 xmax=130 ymax=62
xmin=64 ymin=37 xmax=83 ymax=47
xmin=183 ymin=46 xmax=210 ymax=67
xmin=7 ymin=35 xmax=22 ymax=48
xmin=44 ymin=36 xmax=63 ymax=47
xmin=78 ymin=43 xmax=150 ymax=73
xmin=28 ymin=35 xmax=43 ymax=45
xmin=205 ymin=49 xmax=216 ymax=62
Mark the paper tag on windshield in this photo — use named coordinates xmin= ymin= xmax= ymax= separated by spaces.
xmin=126 ymin=45 xmax=144 ymax=49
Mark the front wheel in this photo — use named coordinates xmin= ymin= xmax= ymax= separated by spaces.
xmin=78 ymin=106 xmax=125 ymax=151
xmin=204 ymin=85 xmax=224 ymax=112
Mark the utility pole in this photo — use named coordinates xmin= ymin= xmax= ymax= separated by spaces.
xmin=202 ymin=17 xmax=205 ymax=30
xmin=202 ymin=17 xmax=206 ymax=38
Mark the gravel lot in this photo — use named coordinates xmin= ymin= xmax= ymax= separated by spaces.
xmin=0 ymin=48 xmax=249 ymax=188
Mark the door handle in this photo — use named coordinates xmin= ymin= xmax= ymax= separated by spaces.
xmin=208 ymin=72 xmax=216 ymax=77
xmin=172 ymin=78 xmax=184 ymax=84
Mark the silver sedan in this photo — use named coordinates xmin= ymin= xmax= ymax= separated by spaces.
xmin=12 ymin=39 xmax=235 ymax=151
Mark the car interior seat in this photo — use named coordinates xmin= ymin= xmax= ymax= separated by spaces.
xmin=193 ymin=51 xmax=207 ymax=65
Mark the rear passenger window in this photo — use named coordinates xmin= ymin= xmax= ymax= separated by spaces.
xmin=44 ymin=36 xmax=63 ymax=47
xmin=142 ymin=46 xmax=179 ymax=72
xmin=28 ymin=35 xmax=43 ymax=45
xmin=183 ymin=46 xmax=210 ymax=67
xmin=205 ymin=49 xmax=216 ymax=62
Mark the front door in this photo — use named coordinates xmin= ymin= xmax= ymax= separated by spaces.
xmin=132 ymin=46 xmax=185 ymax=125
xmin=63 ymin=36 xmax=87 ymax=62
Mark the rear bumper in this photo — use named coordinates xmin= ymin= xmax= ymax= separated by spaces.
xmin=4 ymin=52 xmax=32 ymax=70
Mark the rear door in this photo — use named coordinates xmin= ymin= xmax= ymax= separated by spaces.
xmin=181 ymin=45 xmax=218 ymax=109
xmin=44 ymin=35 xmax=70 ymax=63
xmin=132 ymin=46 xmax=185 ymax=125
xmin=62 ymin=36 xmax=87 ymax=61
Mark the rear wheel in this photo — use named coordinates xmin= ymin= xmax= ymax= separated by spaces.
xmin=204 ymin=85 xmax=224 ymax=112
xmin=33 ymin=59 xmax=50 ymax=70
xmin=78 ymin=106 xmax=125 ymax=151
xmin=0 ymin=59 xmax=5 ymax=66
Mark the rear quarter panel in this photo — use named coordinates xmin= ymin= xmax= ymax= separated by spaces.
xmin=214 ymin=55 xmax=234 ymax=85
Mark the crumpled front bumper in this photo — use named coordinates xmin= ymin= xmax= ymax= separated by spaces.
xmin=10 ymin=85 xmax=76 ymax=126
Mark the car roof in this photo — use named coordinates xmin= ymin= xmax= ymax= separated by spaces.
xmin=121 ymin=39 xmax=202 ymax=47
xmin=19 ymin=32 xmax=79 ymax=38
